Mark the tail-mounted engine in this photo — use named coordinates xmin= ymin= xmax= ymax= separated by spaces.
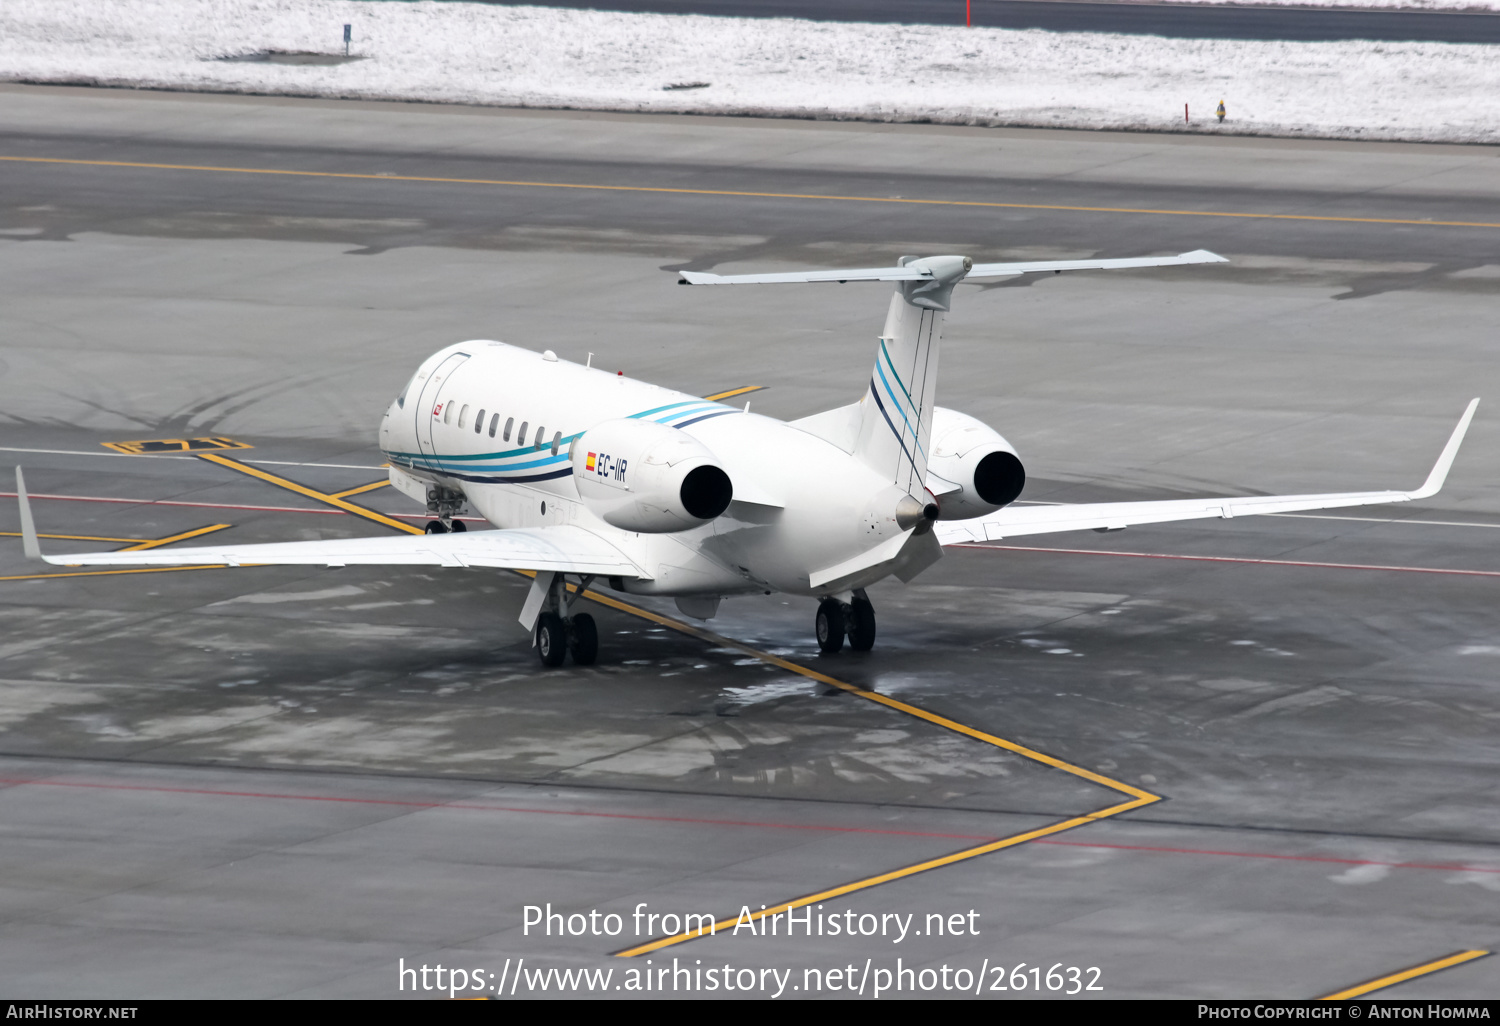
xmin=927 ymin=408 xmax=1026 ymax=520
xmin=570 ymin=418 xmax=733 ymax=533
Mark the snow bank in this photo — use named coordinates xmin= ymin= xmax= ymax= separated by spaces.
xmin=2 ymin=0 xmax=1498 ymax=144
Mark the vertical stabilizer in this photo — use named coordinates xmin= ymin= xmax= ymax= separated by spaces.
xmin=853 ymin=255 xmax=970 ymax=497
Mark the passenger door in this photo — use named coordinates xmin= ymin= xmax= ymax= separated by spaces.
xmin=414 ymin=352 xmax=470 ymax=471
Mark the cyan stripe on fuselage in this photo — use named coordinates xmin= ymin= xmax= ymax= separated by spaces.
xmin=386 ymin=397 xmax=734 ymax=484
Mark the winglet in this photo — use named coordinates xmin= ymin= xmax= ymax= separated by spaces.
xmin=15 ymin=467 xmax=42 ymax=560
xmin=1410 ymin=398 xmax=1480 ymax=500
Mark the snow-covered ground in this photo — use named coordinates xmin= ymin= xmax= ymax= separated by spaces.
xmin=2 ymin=0 xmax=1497 ymax=144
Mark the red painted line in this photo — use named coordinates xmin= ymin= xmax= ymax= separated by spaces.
xmin=0 ymin=492 xmax=478 ymax=520
xmin=1034 ymin=838 xmax=1500 ymax=873
xmin=954 ymin=543 xmax=1500 ymax=578
xmin=0 ymin=776 xmax=994 ymax=841
xmin=3 ymin=776 xmax=1493 ymax=874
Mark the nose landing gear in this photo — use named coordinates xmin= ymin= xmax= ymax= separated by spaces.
xmin=424 ymin=485 xmax=468 ymax=534
xmin=815 ymin=589 xmax=876 ymax=654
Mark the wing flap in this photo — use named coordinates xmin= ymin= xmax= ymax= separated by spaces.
xmin=28 ymin=516 xmax=649 ymax=578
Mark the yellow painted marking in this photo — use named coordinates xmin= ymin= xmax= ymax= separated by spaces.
xmin=11 ymin=451 xmax=1156 ymax=940
xmin=6 ymin=156 xmax=1499 ymax=230
xmin=2 ymin=532 xmax=151 ymax=544
xmin=194 ymin=453 xmax=422 ymax=535
xmin=702 ymin=385 xmax=766 ymax=402
xmin=614 ymin=799 xmax=1148 ymax=958
xmin=4 ymin=524 xmax=235 ymax=578
xmin=0 ymin=565 xmax=229 ymax=582
xmin=116 ymin=523 xmax=232 ymax=552
xmin=328 ymin=480 xmax=390 ymax=500
xmin=102 ymin=436 xmax=251 ymax=455
xmin=530 ymin=579 xmax=1162 ymax=958
xmin=1319 ymin=949 xmax=1491 ymax=1000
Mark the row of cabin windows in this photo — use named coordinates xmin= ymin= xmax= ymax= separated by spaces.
xmin=444 ymin=402 xmax=562 ymax=455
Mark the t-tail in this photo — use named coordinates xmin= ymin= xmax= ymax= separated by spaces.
xmin=854 ymin=255 xmax=971 ymax=501
xmin=676 ymin=246 xmax=1227 ymax=506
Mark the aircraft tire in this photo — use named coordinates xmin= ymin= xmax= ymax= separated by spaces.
xmin=449 ymin=520 xmax=467 ymax=533
xmin=568 ymin=613 xmax=599 ymax=665
xmin=536 ymin=612 xmax=567 ymax=667
xmin=846 ymin=596 xmax=876 ymax=652
xmin=815 ymin=599 xmax=845 ymax=654
xmin=423 ymin=520 xmax=446 ymax=534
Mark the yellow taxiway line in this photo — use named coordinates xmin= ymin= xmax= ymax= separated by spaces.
xmin=567 ymin=585 xmax=1161 ymax=957
xmin=328 ymin=480 xmax=391 ymax=500
xmin=1319 ymin=949 xmax=1491 ymax=1000
xmin=116 ymin=523 xmax=233 ymax=552
xmin=4 ymin=156 xmax=1499 ymax=230
xmin=702 ymin=385 xmax=766 ymax=402
xmin=13 ymin=449 xmax=1161 ymax=959
xmin=0 ymin=564 xmax=229 ymax=583
xmin=1 ymin=531 xmax=160 ymax=545
xmin=1 ymin=523 xmax=235 ymax=580
xmin=193 ymin=453 xmax=421 ymax=535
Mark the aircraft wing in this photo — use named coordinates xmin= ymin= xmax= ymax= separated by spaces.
xmin=12 ymin=476 xmax=649 ymax=577
xmin=937 ymin=399 xmax=1479 ymax=544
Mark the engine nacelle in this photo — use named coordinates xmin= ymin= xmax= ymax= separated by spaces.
xmin=571 ymin=418 xmax=733 ymax=533
xmin=928 ymin=408 xmax=1026 ymax=520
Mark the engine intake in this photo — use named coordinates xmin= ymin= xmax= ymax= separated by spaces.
xmin=571 ymin=418 xmax=733 ymax=533
xmin=928 ymin=408 xmax=1026 ymax=520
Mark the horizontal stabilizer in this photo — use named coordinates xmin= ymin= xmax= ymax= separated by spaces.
xmin=938 ymin=399 xmax=1479 ymax=544
xmin=678 ymin=250 xmax=1226 ymax=286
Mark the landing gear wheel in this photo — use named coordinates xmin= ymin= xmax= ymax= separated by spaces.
xmin=423 ymin=520 xmax=447 ymax=534
xmin=536 ymin=612 xmax=567 ymax=667
xmin=568 ymin=613 xmax=598 ymax=666
xmin=815 ymin=598 xmax=845 ymax=654
xmin=846 ymin=595 xmax=876 ymax=652
xmin=449 ymin=519 xmax=467 ymax=533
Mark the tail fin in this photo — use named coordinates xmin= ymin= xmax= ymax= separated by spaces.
xmin=852 ymin=255 xmax=970 ymax=497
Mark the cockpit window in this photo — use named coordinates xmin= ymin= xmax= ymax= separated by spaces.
xmin=396 ymin=372 xmax=420 ymax=410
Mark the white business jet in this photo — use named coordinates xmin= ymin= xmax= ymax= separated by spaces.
xmin=14 ymin=250 xmax=1478 ymax=667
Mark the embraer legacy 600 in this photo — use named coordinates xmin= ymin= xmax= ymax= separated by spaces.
xmin=15 ymin=251 xmax=1478 ymax=666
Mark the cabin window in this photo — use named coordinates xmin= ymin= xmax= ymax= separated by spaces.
xmin=458 ymin=404 xmax=469 ymax=429
xmin=517 ymin=422 xmax=529 ymax=447
xmin=475 ymin=409 xmax=485 ymax=434
xmin=489 ymin=413 xmax=499 ymax=438
xmin=534 ymin=426 xmax=546 ymax=452
xmin=503 ymin=416 xmax=513 ymax=441
xmin=550 ymin=431 xmax=562 ymax=455
xmin=443 ymin=403 xmax=454 ymax=425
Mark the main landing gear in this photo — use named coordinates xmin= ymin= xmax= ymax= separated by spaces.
xmin=815 ymin=589 xmax=876 ymax=654
xmin=534 ymin=573 xmax=599 ymax=667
